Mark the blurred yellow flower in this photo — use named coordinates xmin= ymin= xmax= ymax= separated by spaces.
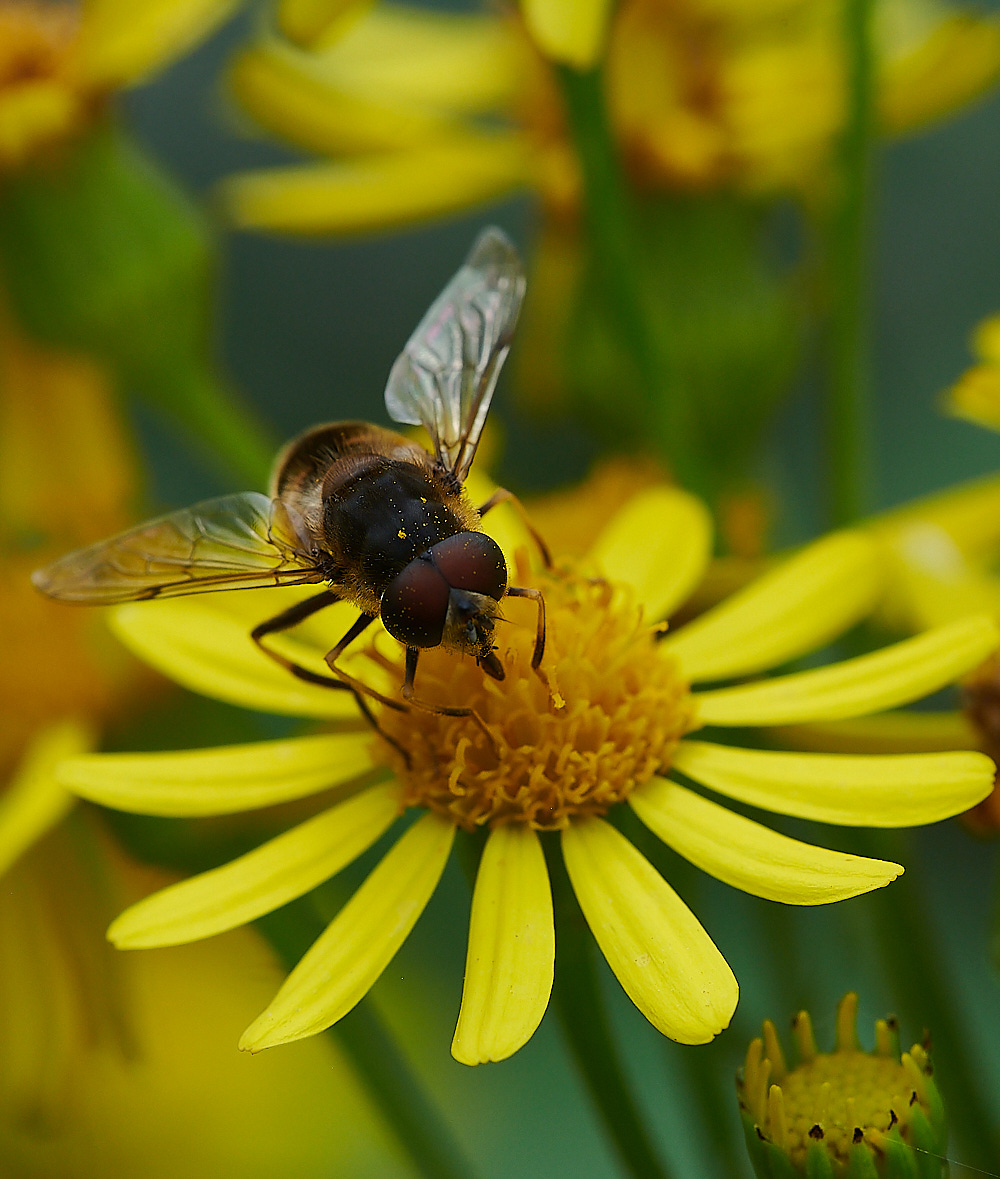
xmin=220 ymin=0 xmax=1000 ymax=233
xmin=55 ymin=484 xmax=996 ymax=1063
xmin=0 ymin=319 xmax=142 ymax=778
xmin=0 ymin=732 xmax=409 ymax=1177
xmin=0 ymin=0 xmax=239 ymax=171
xmin=943 ymin=311 xmax=1000 ymax=434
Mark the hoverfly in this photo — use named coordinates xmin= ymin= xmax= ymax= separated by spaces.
xmin=32 ymin=228 xmax=548 ymax=737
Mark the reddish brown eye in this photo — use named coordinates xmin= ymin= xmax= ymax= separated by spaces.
xmin=429 ymin=533 xmax=507 ymax=601
xmin=380 ymin=558 xmax=449 ymax=648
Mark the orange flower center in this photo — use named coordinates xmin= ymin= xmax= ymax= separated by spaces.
xmin=0 ymin=1 xmax=89 ymax=170
xmin=375 ymin=564 xmax=694 ymax=831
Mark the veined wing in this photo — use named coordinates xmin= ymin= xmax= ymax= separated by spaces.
xmin=32 ymin=493 xmax=325 ymax=603
xmin=384 ymin=226 xmax=525 ymax=482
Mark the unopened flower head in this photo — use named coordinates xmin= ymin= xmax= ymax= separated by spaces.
xmin=738 ymin=993 xmax=947 ymax=1177
xmin=58 ymin=483 xmax=998 ymax=1063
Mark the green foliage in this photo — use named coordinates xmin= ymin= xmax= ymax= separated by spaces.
xmin=566 ymin=195 xmax=802 ymax=502
xmin=0 ymin=123 xmax=273 ymax=487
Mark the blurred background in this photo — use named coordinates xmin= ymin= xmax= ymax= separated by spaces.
xmin=3 ymin=0 xmax=1000 ymax=1174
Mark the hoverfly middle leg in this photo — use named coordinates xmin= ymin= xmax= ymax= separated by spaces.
xmin=477 ymin=488 xmax=552 ymax=569
xmin=401 ymin=648 xmax=501 ymax=757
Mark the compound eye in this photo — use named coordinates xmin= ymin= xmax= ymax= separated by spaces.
xmin=429 ymin=533 xmax=508 ymax=601
xmin=380 ymin=559 xmax=449 ymax=648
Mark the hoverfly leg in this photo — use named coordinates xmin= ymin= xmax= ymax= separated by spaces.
xmin=506 ymin=586 xmax=546 ymax=670
xmin=402 ymin=648 xmax=501 ymax=757
xmin=478 ymin=650 xmax=505 ymax=681
xmin=348 ymin=686 xmax=412 ymax=769
xmin=323 ymin=614 xmax=408 ymax=713
xmin=251 ymin=589 xmax=349 ymax=690
xmin=477 ymin=487 xmax=552 ymax=569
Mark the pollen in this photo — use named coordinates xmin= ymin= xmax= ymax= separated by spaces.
xmin=375 ymin=563 xmax=695 ymax=830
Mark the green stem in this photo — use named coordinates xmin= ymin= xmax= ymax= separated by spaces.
xmin=853 ymin=829 xmax=1000 ymax=1169
xmin=556 ymin=66 xmax=710 ymax=501
xmin=824 ymin=0 xmax=875 ymax=526
xmin=546 ymin=842 xmax=676 ymax=1179
xmin=255 ymin=898 xmax=478 ymax=1179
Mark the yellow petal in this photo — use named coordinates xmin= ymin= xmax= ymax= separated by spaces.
xmin=230 ymin=42 xmax=456 ymax=158
xmin=868 ymin=471 xmax=1000 ymax=562
xmin=241 ymin=812 xmax=454 ymax=1050
xmin=878 ymin=521 xmax=1000 ymax=630
xmin=589 ymin=486 xmax=713 ymax=621
xmin=278 ymin=0 xmax=370 ymax=49
xmin=109 ymin=781 xmax=402 ymax=947
xmin=0 ymin=721 xmax=91 ymax=877
xmin=945 ymin=361 xmax=1000 ymax=434
xmin=522 ymin=0 xmax=614 ymax=69
xmin=662 ymin=530 xmax=883 ymax=683
xmin=221 ymin=134 xmax=530 ymax=235
xmin=694 ymin=614 xmax=1000 ymax=727
xmin=451 ymin=825 xmax=554 ymax=1065
xmin=58 ymin=732 xmax=376 ymax=816
xmin=973 ymin=313 xmax=1000 ymax=364
xmin=111 ymin=597 xmax=359 ymax=719
xmin=296 ymin=5 xmax=521 ymax=108
xmin=80 ymin=0 xmax=239 ymax=87
xmin=880 ymin=13 xmax=1000 ymax=135
xmin=561 ymin=817 xmax=737 ymax=1044
xmin=767 ymin=710 xmax=977 ymax=755
xmin=672 ymin=740 xmax=993 ymax=827
xmin=630 ymin=778 xmax=902 ymax=904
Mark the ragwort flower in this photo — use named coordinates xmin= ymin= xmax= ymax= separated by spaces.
xmin=55 ymin=483 xmax=998 ymax=1063
xmin=772 ymin=360 xmax=1000 ymax=832
xmin=0 ymin=0 xmax=239 ymax=173
xmin=220 ymin=0 xmax=1000 ymax=233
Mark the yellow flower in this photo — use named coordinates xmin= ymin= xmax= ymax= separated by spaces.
xmin=55 ymin=483 xmax=998 ymax=1063
xmin=0 ymin=731 xmax=407 ymax=1178
xmin=763 ymin=445 xmax=1000 ymax=832
xmin=0 ymin=0 xmax=239 ymax=171
xmin=0 ymin=319 xmax=142 ymax=779
xmin=220 ymin=0 xmax=1000 ymax=233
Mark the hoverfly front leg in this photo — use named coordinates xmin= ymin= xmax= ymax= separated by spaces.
xmin=477 ymin=488 xmax=552 ymax=569
xmin=322 ymin=614 xmax=407 ymax=713
xmin=506 ymin=586 xmax=546 ymax=669
xmin=252 ymin=589 xmax=349 ymax=690
xmin=402 ymin=648 xmax=501 ymax=757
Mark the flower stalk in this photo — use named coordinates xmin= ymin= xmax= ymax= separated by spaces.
xmin=555 ymin=65 xmax=709 ymax=501
xmin=255 ymin=896 xmax=478 ymax=1179
xmin=547 ymin=842 xmax=676 ymax=1179
xmin=850 ymin=827 xmax=1000 ymax=1170
xmin=824 ymin=0 xmax=875 ymax=527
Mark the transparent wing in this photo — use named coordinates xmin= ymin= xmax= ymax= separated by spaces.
xmin=384 ymin=226 xmax=525 ymax=482
xmin=32 ymin=493 xmax=324 ymax=603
